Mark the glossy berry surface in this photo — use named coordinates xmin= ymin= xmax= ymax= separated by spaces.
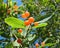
xmin=28 ymin=17 xmax=34 ymax=23
xmin=35 ymin=43 xmax=39 ymax=47
xmin=18 ymin=29 xmax=22 ymax=33
xmin=17 ymin=38 xmax=22 ymax=44
xmin=21 ymin=13 xmax=26 ymax=18
xmin=24 ymin=20 xmax=30 ymax=26
xmin=41 ymin=42 xmax=45 ymax=47
xmin=25 ymin=11 xmax=30 ymax=17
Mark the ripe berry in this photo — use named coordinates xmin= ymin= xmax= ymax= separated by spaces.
xmin=18 ymin=29 xmax=22 ymax=33
xmin=21 ymin=13 xmax=26 ymax=18
xmin=24 ymin=20 xmax=30 ymax=26
xmin=34 ymin=22 xmax=39 ymax=26
xmin=25 ymin=11 xmax=30 ymax=17
xmin=41 ymin=42 xmax=45 ymax=47
xmin=35 ymin=43 xmax=39 ymax=47
xmin=28 ymin=17 xmax=34 ymax=23
xmin=17 ymin=38 xmax=22 ymax=44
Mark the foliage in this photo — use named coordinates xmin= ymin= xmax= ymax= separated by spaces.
xmin=5 ymin=17 xmax=25 ymax=28
xmin=0 ymin=0 xmax=60 ymax=48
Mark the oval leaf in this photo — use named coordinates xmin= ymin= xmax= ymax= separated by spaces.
xmin=13 ymin=40 xmax=20 ymax=46
xmin=33 ymin=23 xmax=48 ymax=28
xmin=5 ymin=17 xmax=25 ymax=28
xmin=28 ymin=35 xmax=36 ymax=41
xmin=39 ymin=16 xmax=52 ymax=23
xmin=45 ymin=43 xmax=56 ymax=46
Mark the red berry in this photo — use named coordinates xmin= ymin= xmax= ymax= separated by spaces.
xmin=35 ymin=43 xmax=39 ymax=47
xmin=18 ymin=29 xmax=22 ymax=33
xmin=41 ymin=42 xmax=45 ymax=47
xmin=21 ymin=13 xmax=26 ymax=18
xmin=17 ymin=38 xmax=22 ymax=44
xmin=28 ymin=17 xmax=34 ymax=23
xmin=25 ymin=11 xmax=30 ymax=17
xmin=24 ymin=20 xmax=30 ymax=26
xmin=34 ymin=22 xmax=39 ymax=26
xmin=21 ymin=11 xmax=30 ymax=18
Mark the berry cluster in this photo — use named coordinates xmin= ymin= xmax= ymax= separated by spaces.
xmin=17 ymin=11 xmax=39 ymax=45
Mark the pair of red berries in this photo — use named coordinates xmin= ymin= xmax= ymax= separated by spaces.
xmin=17 ymin=29 xmax=22 ymax=44
xmin=24 ymin=17 xmax=39 ymax=26
xmin=24 ymin=17 xmax=35 ymax=26
xmin=35 ymin=42 xmax=45 ymax=47
xmin=22 ymin=11 xmax=34 ymax=26
xmin=21 ymin=11 xmax=30 ymax=18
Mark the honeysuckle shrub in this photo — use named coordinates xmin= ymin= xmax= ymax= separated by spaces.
xmin=0 ymin=0 xmax=60 ymax=48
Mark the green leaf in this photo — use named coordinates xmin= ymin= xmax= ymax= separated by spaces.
xmin=21 ymin=25 xmax=30 ymax=37
xmin=5 ymin=17 xmax=25 ymax=28
xmin=43 ymin=0 xmax=49 ymax=3
xmin=49 ymin=4 xmax=55 ymax=10
xmin=39 ymin=16 xmax=52 ymax=23
xmin=0 ymin=46 xmax=2 ymax=48
xmin=42 ymin=0 xmax=49 ymax=6
xmin=45 ymin=43 xmax=56 ymax=46
xmin=33 ymin=23 xmax=48 ymax=28
xmin=0 ymin=0 xmax=3 ymax=3
xmin=5 ymin=43 xmax=13 ymax=48
xmin=13 ymin=40 xmax=20 ymax=46
xmin=21 ymin=30 xmax=27 ymax=37
xmin=28 ymin=35 xmax=36 ymax=41
xmin=39 ymin=46 xmax=42 ymax=48
xmin=0 ymin=31 xmax=4 ymax=35
xmin=39 ymin=43 xmax=56 ymax=48
xmin=56 ymin=0 xmax=60 ymax=3
xmin=29 ymin=0 xmax=33 ymax=2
